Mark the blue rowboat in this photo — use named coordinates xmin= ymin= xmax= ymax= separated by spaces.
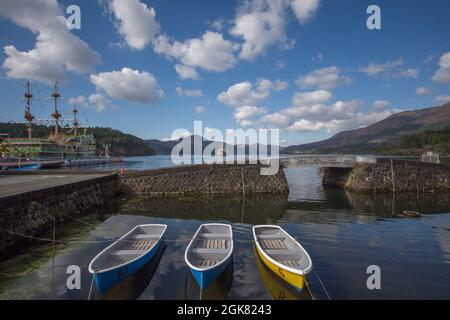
xmin=185 ymin=224 xmax=233 ymax=290
xmin=13 ymin=163 xmax=41 ymax=171
xmin=88 ymin=224 xmax=167 ymax=294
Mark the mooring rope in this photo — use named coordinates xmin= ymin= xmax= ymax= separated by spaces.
xmin=87 ymin=274 xmax=95 ymax=301
xmin=241 ymin=167 xmax=246 ymax=198
xmin=52 ymin=209 xmax=56 ymax=299
xmin=390 ymin=159 xmax=396 ymax=193
xmin=313 ymin=269 xmax=332 ymax=300
xmin=90 ymin=185 xmax=101 ymax=206
xmin=61 ymin=213 xmax=98 ymax=227
xmin=0 ymin=226 xmax=115 ymax=244
xmin=0 ymin=225 xmax=259 ymax=245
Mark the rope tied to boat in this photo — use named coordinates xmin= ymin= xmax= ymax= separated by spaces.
xmin=313 ymin=269 xmax=332 ymax=300
xmin=87 ymin=274 xmax=95 ymax=301
xmin=0 ymin=226 xmax=116 ymax=244
xmin=0 ymin=225 xmax=258 ymax=245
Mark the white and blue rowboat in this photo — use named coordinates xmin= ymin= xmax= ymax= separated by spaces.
xmin=88 ymin=224 xmax=167 ymax=294
xmin=13 ymin=163 xmax=41 ymax=171
xmin=185 ymin=224 xmax=233 ymax=289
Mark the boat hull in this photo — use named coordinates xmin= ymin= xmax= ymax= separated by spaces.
xmin=255 ymin=244 xmax=305 ymax=291
xmin=254 ymin=247 xmax=300 ymax=300
xmin=93 ymin=239 xmax=163 ymax=294
xmin=13 ymin=164 xmax=41 ymax=171
xmin=190 ymin=256 xmax=231 ymax=290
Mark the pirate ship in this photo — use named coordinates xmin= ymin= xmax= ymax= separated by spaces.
xmin=1 ymin=81 xmax=97 ymax=160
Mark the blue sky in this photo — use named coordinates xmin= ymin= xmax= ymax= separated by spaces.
xmin=0 ymin=0 xmax=449 ymax=145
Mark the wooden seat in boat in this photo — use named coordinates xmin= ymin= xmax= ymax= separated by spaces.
xmin=133 ymin=234 xmax=159 ymax=239
xmin=281 ymin=260 xmax=301 ymax=268
xmin=130 ymin=239 xmax=157 ymax=251
xmin=259 ymin=239 xmax=287 ymax=250
xmin=113 ymin=249 xmax=147 ymax=256
xmin=199 ymin=259 xmax=220 ymax=267
xmin=198 ymin=239 xmax=227 ymax=250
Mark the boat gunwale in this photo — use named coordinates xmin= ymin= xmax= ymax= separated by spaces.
xmin=185 ymin=223 xmax=233 ymax=272
xmin=252 ymin=225 xmax=313 ymax=276
xmin=88 ymin=224 xmax=167 ymax=275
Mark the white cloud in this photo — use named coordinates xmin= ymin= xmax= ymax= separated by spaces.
xmin=371 ymin=100 xmax=390 ymax=111
xmin=174 ymin=64 xmax=200 ymax=80
xmin=154 ymin=32 xmax=238 ymax=79
xmin=360 ymin=58 xmax=420 ymax=79
xmin=68 ymin=94 xmax=114 ymax=113
xmin=90 ymin=67 xmax=164 ymax=105
xmin=1 ymin=0 xmax=99 ymax=84
xmin=290 ymin=0 xmax=320 ymax=24
xmin=109 ymin=0 xmax=160 ymax=50
xmin=210 ymin=18 xmax=227 ymax=31
xmin=230 ymin=0 xmax=320 ymax=61
xmin=284 ymin=109 xmax=395 ymax=133
xmin=292 ymin=90 xmax=332 ymax=106
xmin=435 ymin=95 xmax=450 ymax=105
xmin=312 ymin=52 xmax=324 ymax=62
xmin=392 ymin=68 xmax=420 ymax=79
xmin=176 ymin=87 xmax=203 ymax=97
xmin=296 ymin=66 xmax=352 ymax=90
xmin=217 ymin=78 xmax=287 ymax=107
xmin=274 ymin=79 xmax=289 ymax=91
xmin=194 ymin=106 xmax=207 ymax=114
xmin=258 ymin=90 xmax=397 ymax=133
xmin=230 ymin=0 xmax=287 ymax=61
xmin=359 ymin=58 xmax=404 ymax=76
xmin=87 ymin=93 xmax=114 ymax=112
xmin=67 ymin=96 xmax=87 ymax=106
xmin=218 ymin=78 xmax=286 ymax=126
xmin=416 ymin=86 xmax=431 ymax=96
xmin=432 ymin=51 xmax=450 ymax=84
xmin=233 ymin=105 xmax=266 ymax=126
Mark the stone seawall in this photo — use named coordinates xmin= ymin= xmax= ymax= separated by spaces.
xmin=0 ymin=172 xmax=118 ymax=261
xmin=119 ymin=164 xmax=289 ymax=196
xmin=323 ymin=159 xmax=450 ymax=193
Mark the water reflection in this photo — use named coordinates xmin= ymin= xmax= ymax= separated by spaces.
xmin=95 ymin=243 xmax=166 ymax=300
xmin=253 ymin=247 xmax=311 ymax=300
xmin=184 ymin=261 xmax=233 ymax=300
xmin=120 ymin=194 xmax=288 ymax=225
xmin=287 ymin=187 xmax=450 ymax=220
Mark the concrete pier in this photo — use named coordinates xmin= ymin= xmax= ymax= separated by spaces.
xmin=0 ymin=171 xmax=118 ymax=261
xmin=0 ymin=172 xmax=115 ymax=199
xmin=119 ymin=164 xmax=289 ymax=196
xmin=322 ymin=159 xmax=450 ymax=193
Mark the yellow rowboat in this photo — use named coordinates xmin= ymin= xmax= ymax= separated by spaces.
xmin=252 ymin=225 xmax=312 ymax=291
xmin=253 ymin=247 xmax=300 ymax=300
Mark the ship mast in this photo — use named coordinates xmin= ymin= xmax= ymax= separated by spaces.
xmin=23 ymin=81 xmax=34 ymax=139
xmin=72 ymin=105 xmax=79 ymax=136
xmin=51 ymin=81 xmax=62 ymax=138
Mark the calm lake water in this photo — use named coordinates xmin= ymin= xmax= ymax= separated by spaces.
xmin=1 ymin=156 xmax=450 ymax=300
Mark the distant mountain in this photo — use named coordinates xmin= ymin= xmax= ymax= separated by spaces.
xmin=283 ymin=102 xmax=450 ymax=155
xmin=146 ymin=135 xmax=214 ymax=155
xmin=146 ymin=135 xmax=278 ymax=156
xmin=0 ymin=123 xmax=155 ymax=157
xmin=144 ymin=139 xmax=179 ymax=155
xmin=91 ymin=127 xmax=156 ymax=156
